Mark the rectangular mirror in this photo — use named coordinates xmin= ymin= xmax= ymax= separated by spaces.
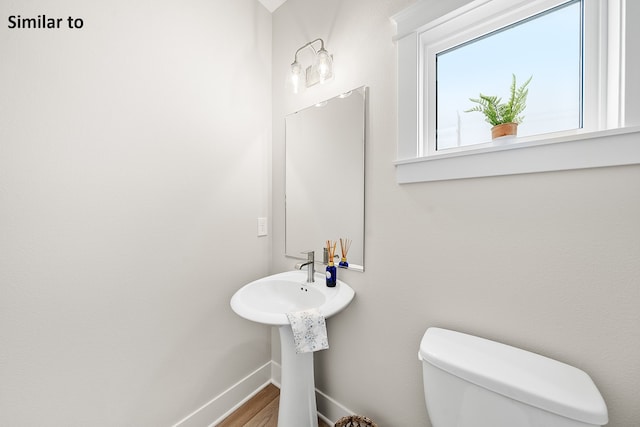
xmin=285 ymin=86 xmax=366 ymax=271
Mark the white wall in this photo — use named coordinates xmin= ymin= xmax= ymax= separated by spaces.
xmin=272 ymin=0 xmax=640 ymax=426
xmin=0 ymin=0 xmax=272 ymax=425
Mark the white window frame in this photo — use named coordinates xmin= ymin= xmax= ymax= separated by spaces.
xmin=392 ymin=0 xmax=640 ymax=183
xmin=423 ymin=0 xmax=586 ymax=157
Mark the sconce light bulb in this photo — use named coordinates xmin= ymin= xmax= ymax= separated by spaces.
xmin=315 ymin=48 xmax=333 ymax=82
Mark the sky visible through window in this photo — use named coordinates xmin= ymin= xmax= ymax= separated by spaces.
xmin=436 ymin=0 xmax=582 ymax=150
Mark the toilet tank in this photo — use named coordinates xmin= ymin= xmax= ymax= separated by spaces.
xmin=419 ymin=328 xmax=608 ymax=427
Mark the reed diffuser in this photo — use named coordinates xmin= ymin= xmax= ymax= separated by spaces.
xmin=325 ymin=240 xmax=337 ymax=287
xmin=339 ymin=238 xmax=352 ymax=268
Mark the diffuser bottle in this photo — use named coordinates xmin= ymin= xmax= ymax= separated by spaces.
xmin=338 ymin=238 xmax=351 ymax=269
xmin=325 ymin=240 xmax=337 ymax=287
xmin=326 ymin=261 xmax=337 ymax=287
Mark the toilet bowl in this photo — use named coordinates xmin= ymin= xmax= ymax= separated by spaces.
xmin=419 ymin=328 xmax=608 ymax=427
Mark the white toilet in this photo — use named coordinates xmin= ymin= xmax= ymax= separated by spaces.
xmin=419 ymin=328 xmax=608 ymax=427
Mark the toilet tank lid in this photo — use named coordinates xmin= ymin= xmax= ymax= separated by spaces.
xmin=419 ymin=328 xmax=608 ymax=425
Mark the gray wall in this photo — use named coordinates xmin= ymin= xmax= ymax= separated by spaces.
xmin=271 ymin=0 xmax=640 ymax=426
xmin=0 ymin=0 xmax=272 ymax=425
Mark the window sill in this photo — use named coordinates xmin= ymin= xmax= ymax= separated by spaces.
xmin=395 ymin=127 xmax=640 ymax=183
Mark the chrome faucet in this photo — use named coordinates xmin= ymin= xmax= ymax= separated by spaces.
xmin=294 ymin=251 xmax=315 ymax=283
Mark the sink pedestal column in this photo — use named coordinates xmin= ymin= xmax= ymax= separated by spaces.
xmin=278 ymin=325 xmax=319 ymax=427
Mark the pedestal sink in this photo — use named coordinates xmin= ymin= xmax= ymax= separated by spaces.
xmin=230 ymin=270 xmax=355 ymax=427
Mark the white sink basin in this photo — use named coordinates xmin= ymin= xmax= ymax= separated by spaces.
xmin=230 ymin=270 xmax=355 ymax=325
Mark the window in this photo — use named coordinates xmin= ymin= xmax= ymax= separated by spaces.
xmin=392 ymin=0 xmax=640 ymax=183
xmin=434 ymin=0 xmax=582 ymax=152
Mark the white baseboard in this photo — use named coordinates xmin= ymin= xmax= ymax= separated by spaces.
xmin=172 ymin=361 xmax=272 ymax=427
xmin=270 ymin=360 xmax=281 ymax=387
xmin=174 ymin=360 xmax=354 ymax=427
xmin=316 ymin=388 xmax=354 ymax=424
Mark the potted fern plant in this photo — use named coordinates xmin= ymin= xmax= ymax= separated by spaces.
xmin=465 ymin=74 xmax=532 ymax=139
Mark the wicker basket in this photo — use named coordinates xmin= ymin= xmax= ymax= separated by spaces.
xmin=334 ymin=415 xmax=378 ymax=427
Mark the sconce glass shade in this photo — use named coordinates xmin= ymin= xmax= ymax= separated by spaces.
xmin=290 ymin=61 xmax=304 ymax=94
xmin=315 ymin=48 xmax=333 ymax=82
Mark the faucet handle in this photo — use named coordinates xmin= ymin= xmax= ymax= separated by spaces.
xmin=301 ymin=250 xmax=315 ymax=262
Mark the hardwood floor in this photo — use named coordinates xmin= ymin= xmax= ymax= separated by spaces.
xmin=217 ymin=383 xmax=331 ymax=427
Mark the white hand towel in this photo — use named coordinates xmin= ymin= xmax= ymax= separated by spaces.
xmin=286 ymin=308 xmax=329 ymax=354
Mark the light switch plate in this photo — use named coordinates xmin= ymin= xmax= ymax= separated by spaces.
xmin=257 ymin=217 xmax=268 ymax=237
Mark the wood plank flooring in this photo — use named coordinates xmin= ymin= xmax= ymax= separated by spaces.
xmin=218 ymin=383 xmax=331 ymax=427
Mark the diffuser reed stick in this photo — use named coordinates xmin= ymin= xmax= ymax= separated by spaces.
xmin=326 ymin=240 xmax=337 ymax=264
xmin=339 ymin=238 xmax=351 ymax=258
xmin=339 ymin=238 xmax=351 ymax=268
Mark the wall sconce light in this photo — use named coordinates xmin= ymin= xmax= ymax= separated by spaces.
xmin=289 ymin=38 xmax=333 ymax=94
